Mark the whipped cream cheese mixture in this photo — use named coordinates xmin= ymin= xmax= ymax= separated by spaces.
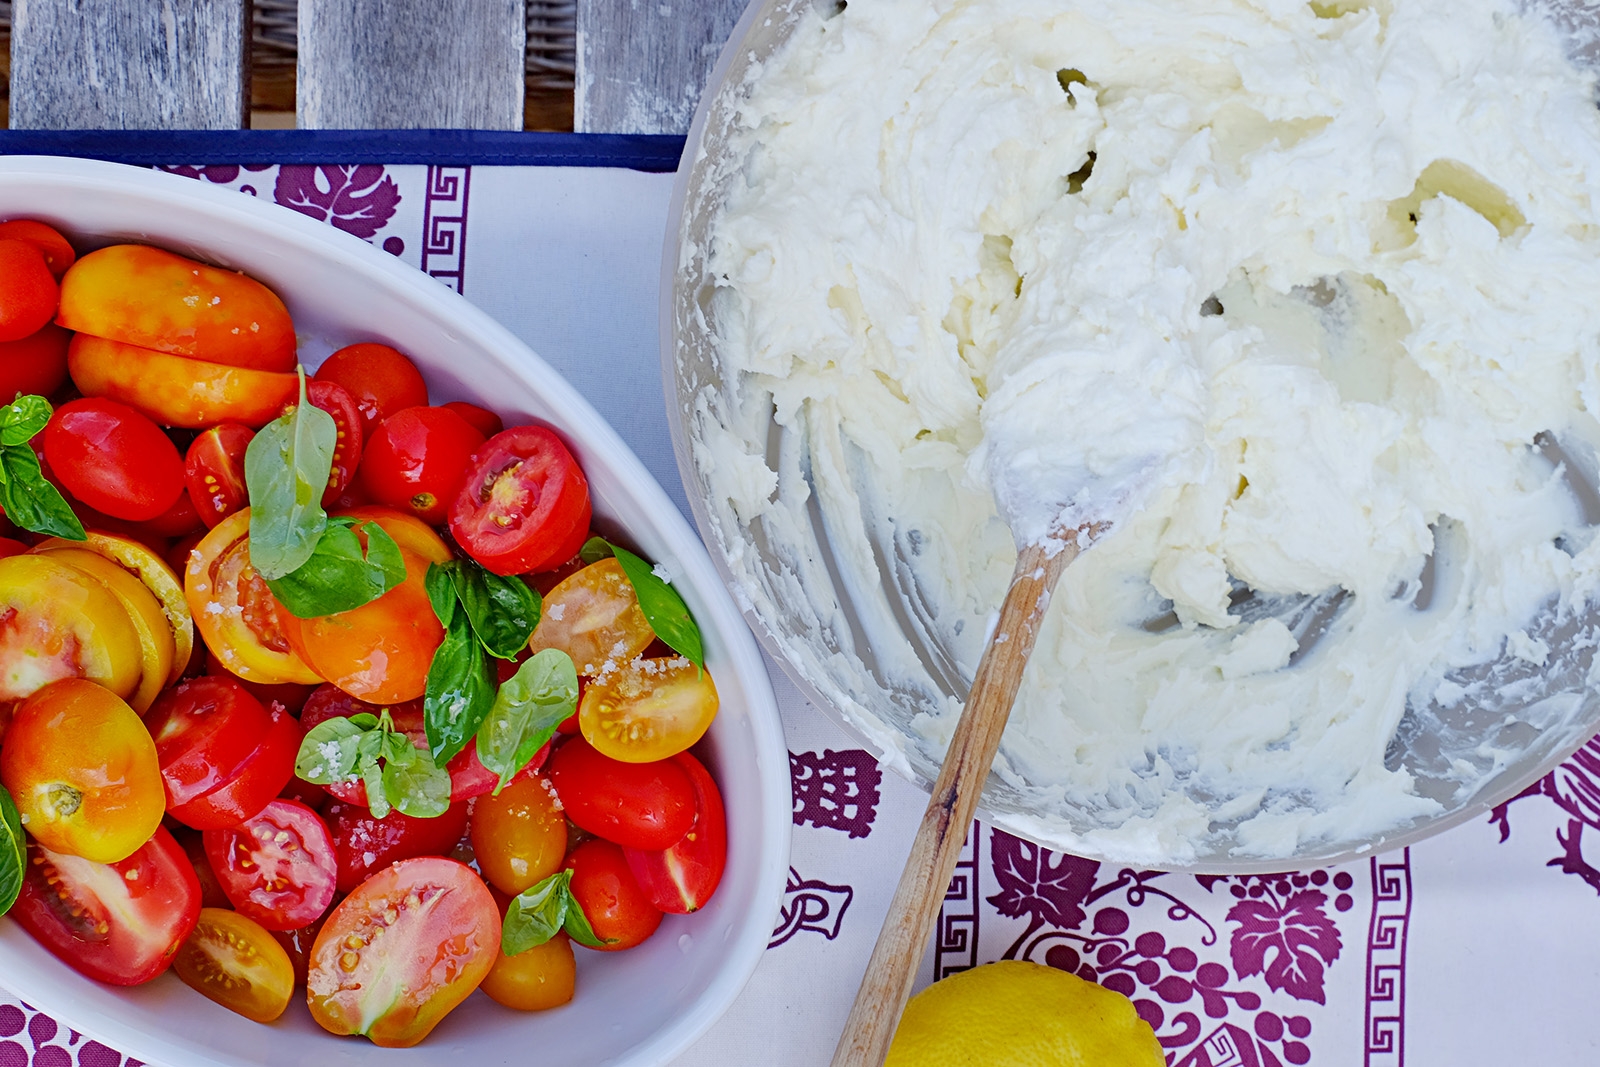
xmin=702 ymin=0 xmax=1600 ymax=861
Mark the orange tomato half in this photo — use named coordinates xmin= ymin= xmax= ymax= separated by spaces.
xmin=68 ymin=334 xmax=299 ymax=429
xmin=579 ymin=656 xmax=719 ymax=763
xmin=172 ymin=908 xmax=295 ymax=1023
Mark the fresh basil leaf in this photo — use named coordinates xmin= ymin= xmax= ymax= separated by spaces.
xmin=502 ymin=870 xmax=572 ymax=955
xmin=476 ymin=649 xmax=578 ymax=790
xmin=562 ymin=891 xmax=608 ymax=950
xmin=361 ymin=755 xmax=391 ymax=818
xmin=0 ymin=445 xmax=85 ymax=540
xmin=267 ymin=518 xmax=407 ymax=618
xmin=246 ymin=368 xmax=336 ymax=579
xmin=424 ymin=612 xmax=495 ymax=765
xmin=0 ymin=784 xmax=23 ymax=917
xmin=425 ymin=561 xmax=459 ymax=627
xmin=611 ymin=543 xmax=704 ymax=671
xmin=451 ymin=562 xmax=541 ymax=659
xmin=0 ymin=395 xmax=51 ymax=447
xmin=294 ymin=717 xmax=372 ymax=784
xmin=579 ymin=536 xmax=612 ymax=565
xmin=382 ymin=753 xmax=452 ymax=819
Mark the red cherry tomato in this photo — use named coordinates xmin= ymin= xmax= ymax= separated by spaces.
xmin=442 ymin=400 xmax=502 ymax=438
xmin=203 ymin=649 xmax=314 ymax=714
xmin=0 ymin=322 xmax=69 ymax=401
xmin=0 ymin=238 xmax=58 ymax=342
xmin=564 ymin=839 xmax=663 ymax=951
xmin=622 ymin=751 xmax=727 ymax=913
xmin=143 ymin=675 xmax=273 ymax=808
xmin=314 ymin=343 xmax=429 ymax=438
xmin=176 ymin=827 xmax=233 ymax=910
xmin=545 ymin=736 xmax=696 ymax=850
xmin=9 ymin=826 xmax=201 ymax=985
xmin=43 ymin=397 xmax=186 ymax=521
xmin=358 ymin=406 xmax=486 ymax=525
xmin=0 ymin=537 xmax=27 ymax=560
xmin=324 ymin=798 xmax=471 ymax=895
xmin=307 ymin=857 xmax=499 ymax=1047
xmin=204 ymin=798 xmax=338 ymax=931
xmin=449 ymin=425 xmax=592 ymax=575
xmin=290 ymin=379 xmax=364 ymax=505
xmin=167 ymin=704 xmax=302 ymax=831
xmin=0 ymin=220 xmax=75 ymax=278
xmin=184 ymin=423 xmax=254 ymax=528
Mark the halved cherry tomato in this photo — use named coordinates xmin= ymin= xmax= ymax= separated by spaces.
xmin=290 ymin=380 xmax=364 ymax=505
xmin=324 ymin=798 xmax=471 ymax=895
xmin=359 ymin=406 xmax=485 ymax=525
xmin=314 ymin=343 xmax=429 ymax=437
xmin=0 ymin=239 xmax=58 ymax=342
xmin=143 ymin=676 xmax=272 ymax=808
xmin=0 ymin=322 xmax=69 ymax=401
xmin=580 ymin=655 xmax=719 ymax=764
xmin=9 ymin=826 xmax=200 ymax=985
xmin=204 ymin=648 xmax=314 ymax=714
xmin=68 ymin=334 xmax=299 ymax=429
xmin=470 ymin=772 xmax=567 ymax=896
xmin=204 ymin=798 xmax=337 ymax=930
xmin=564 ymin=839 xmax=662 ymax=951
xmin=167 ymin=704 xmax=302 ymax=831
xmin=545 ymin=736 xmax=695 ymax=850
xmin=184 ymin=422 xmax=254 ymax=528
xmin=57 ymin=244 xmax=296 ymax=371
xmin=0 ymin=219 xmax=75 ymax=278
xmin=307 ymin=857 xmax=500 ymax=1047
xmin=185 ymin=509 xmax=321 ymax=685
xmin=40 ymin=546 xmax=176 ymax=713
xmin=0 ymin=678 xmax=164 ymax=862
xmin=43 ymin=397 xmax=186 ymax=521
xmin=623 ymin=751 xmax=726 ymax=913
xmin=530 ymin=557 xmax=655 ymax=676
xmin=480 ymin=930 xmax=575 ymax=1011
xmin=0 ymin=553 xmax=144 ymax=708
xmin=449 ymin=425 xmax=592 ymax=575
xmin=442 ymin=400 xmax=502 ymax=438
xmin=172 ymin=908 xmax=295 ymax=1022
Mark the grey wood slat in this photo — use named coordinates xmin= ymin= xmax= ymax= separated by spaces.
xmin=575 ymin=0 xmax=746 ymax=134
xmin=297 ymin=0 xmax=525 ymax=130
xmin=10 ymin=0 xmax=249 ymax=130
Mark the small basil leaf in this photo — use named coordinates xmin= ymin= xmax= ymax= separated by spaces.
xmin=0 ymin=446 xmax=85 ymax=540
xmin=476 ymin=648 xmax=578 ymax=790
xmin=0 ymin=395 xmax=51 ymax=447
xmin=424 ymin=612 xmax=495 ymax=765
xmin=361 ymin=755 xmax=390 ymax=819
xmin=294 ymin=717 xmax=371 ymax=784
xmin=561 ymin=891 xmax=609 ymax=949
xmin=425 ymin=561 xmax=460 ymax=627
xmin=382 ymin=754 xmax=452 ymax=819
xmin=579 ymin=536 xmax=612 ymax=565
xmin=451 ymin=563 xmax=541 ymax=659
xmin=502 ymin=870 xmax=571 ymax=956
xmin=246 ymin=369 xmax=336 ymax=579
xmin=611 ymin=543 xmax=704 ymax=671
xmin=266 ymin=519 xmax=407 ymax=618
xmin=349 ymin=712 xmax=381 ymax=730
xmin=0 ymin=784 xmax=23 ymax=917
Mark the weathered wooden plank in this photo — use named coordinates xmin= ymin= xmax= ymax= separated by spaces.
xmin=297 ymin=0 xmax=526 ymax=130
xmin=10 ymin=0 xmax=249 ymax=130
xmin=575 ymin=0 xmax=746 ymax=134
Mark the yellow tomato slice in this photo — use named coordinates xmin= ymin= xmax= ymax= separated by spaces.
xmin=529 ymin=558 xmax=655 ymax=675
xmin=37 ymin=548 xmax=174 ymax=713
xmin=578 ymin=656 xmax=719 ymax=763
xmin=0 ymin=554 xmax=144 ymax=706
xmin=172 ymin=908 xmax=295 ymax=1023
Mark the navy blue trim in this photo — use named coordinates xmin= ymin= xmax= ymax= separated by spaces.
xmin=0 ymin=130 xmax=687 ymax=172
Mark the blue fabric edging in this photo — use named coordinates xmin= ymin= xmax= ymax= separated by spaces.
xmin=0 ymin=129 xmax=687 ymax=172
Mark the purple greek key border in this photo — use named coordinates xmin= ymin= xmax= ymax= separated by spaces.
xmin=934 ymin=820 xmax=981 ymax=980
xmin=420 ymin=165 xmax=471 ymax=294
xmin=1365 ymin=848 xmax=1411 ymax=1067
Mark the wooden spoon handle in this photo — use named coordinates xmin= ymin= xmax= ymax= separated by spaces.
xmin=829 ymin=530 xmax=1091 ymax=1067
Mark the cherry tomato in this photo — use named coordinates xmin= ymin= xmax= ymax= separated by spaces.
xmin=307 ymin=857 xmax=500 ymax=1047
xmin=623 ymin=751 xmax=726 ymax=913
xmin=530 ymin=557 xmax=655 ymax=676
xmin=167 ymin=704 xmax=302 ymax=831
xmin=0 ymin=537 xmax=27 ymax=560
xmin=184 ymin=422 xmax=254 ymax=528
xmin=185 ymin=509 xmax=321 ymax=685
xmin=9 ymin=827 xmax=200 ymax=985
xmin=172 ymin=908 xmax=295 ymax=1022
xmin=564 ymin=839 xmax=662 ymax=951
xmin=580 ymin=655 xmax=719 ymax=764
xmin=288 ymin=380 xmax=364 ymax=505
xmin=203 ymin=798 xmax=337 ymax=930
xmin=143 ymin=675 xmax=270 ymax=808
xmin=443 ymin=400 xmax=503 ymax=438
xmin=314 ymin=343 xmax=429 ymax=437
xmin=0 ymin=322 xmax=69 ymax=401
xmin=480 ymin=931 xmax=575 ymax=1011
xmin=449 ymin=425 xmax=591 ymax=575
xmin=136 ymin=489 xmax=205 ymax=539
xmin=0 ymin=679 xmax=163 ymax=862
xmin=470 ymin=772 xmax=567 ymax=896
xmin=57 ymin=245 xmax=295 ymax=371
xmin=359 ymin=406 xmax=486 ymax=525
xmin=0 ymin=219 xmax=75 ymax=278
xmin=0 ymin=238 xmax=58 ymax=342
xmin=324 ymin=798 xmax=471 ymax=894
xmin=68 ymin=334 xmax=299 ymax=429
xmin=43 ymin=397 xmax=186 ymax=521
xmin=203 ymin=649 xmax=314 ymax=714
xmin=0 ymin=553 xmax=144 ymax=708
xmin=545 ymin=736 xmax=695 ymax=850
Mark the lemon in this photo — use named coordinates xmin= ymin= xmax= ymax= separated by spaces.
xmin=884 ymin=960 xmax=1164 ymax=1067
